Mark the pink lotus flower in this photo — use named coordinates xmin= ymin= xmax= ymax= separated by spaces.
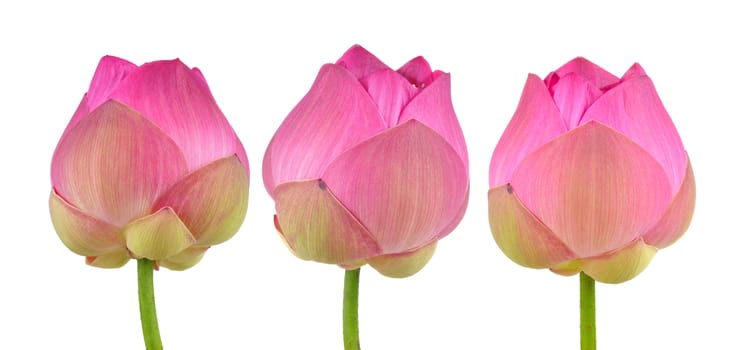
xmin=50 ymin=56 xmax=249 ymax=270
xmin=488 ymin=58 xmax=695 ymax=283
xmin=263 ymin=45 xmax=469 ymax=278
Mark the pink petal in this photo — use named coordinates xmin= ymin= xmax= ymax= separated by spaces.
xmin=335 ymin=45 xmax=389 ymax=81
xmin=398 ymin=73 xmax=469 ymax=168
xmin=545 ymin=57 xmax=620 ymax=91
xmin=621 ymin=63 xmax=647 ymax=81
xmin=49 ymin=190 xmax=123 ymax=257
xmin=396 ymin=56 xmax=434 ymax=87
xmin=549 ymin=73 xmax=604 ymax=129
xmin=274 ymin=180 xmax=382 ymax=264
xmin=262 ymin=64 xmax=385 ymax=196
xmin=368 ymin=241 xmax=438 ymax=278
xmin=581 ymin=239 xmax=657 ymax=284
xmin=86 ymin=251 xmax=130 ymax=268
xmin=51 ymin=100 xmax=188 ymax=227
xmin=361 ymin=68 xmax=418 ymax=127
xmin=109 ymin=59 xmax=244 ymax=171
xmin=57 ymin=96 xmax=91 ymax=148
xmin=488 ymin=185 xmax=577 ymax=268
xmin=322 ymin=120 xmax=469 ymax=253
xmin=435 ymin=188 xmax=469 ymax=239
xmin=123 ymin=207 xmax=197 ymax=261
xmin=511 ymin=121 xmax=672 ymax=257
xmin=644 ymin=157 xmax=696 ymax=248
xmin=489 ymin=74 xmax=566 ymax=187
xmin=86 ymin=55 xmax=138 ymax=111
xmin=580 ymin=75 xmax=687 ymax=193
xmin=153 ymin=155 xmax=249 ymax=246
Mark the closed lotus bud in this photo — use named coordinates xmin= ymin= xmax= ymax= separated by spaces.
xmin=264 ymin=45 xmax=469 ymax=278
xmin=488 ymin=58 xmax=695 ymax=283
xmin=50 ymin=56 xmax=249 ymax=270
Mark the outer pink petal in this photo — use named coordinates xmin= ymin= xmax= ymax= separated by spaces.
xmin=335 ymin=45 xmax=390 ymax=81
xmin=398 ymin=73 xmax=469 ymax=168
xmin=49 ymin=190 xmax=122 ymax=256
xmin=368 ymin=241 xmax=438 ymax=278
xmin=109 ymin=59 xmax=244 ymax=172
xmin=581 ymin=239 xmax=657 ymax=284
xmin=86 ymin=55 xmax=138 ymax=111
xmin=322 ymin=120 xmax=468 ymax=253
xmin=435 ymin=187 xmax=469 ymax=239
xmin=580 ymin=75 xmax=687 ymax=193
xmin=621 ymin=63 xmax=647 ymax=81
xmin=644 ymin=157 xmax=696 ymax=248
xmin=51 ymin=100 xmax=188 ymax=227
xmin=123 ymin=207 xmax=197 ymax=261
xmin=489 ymin=74 xmax=566 ymax=187
xmin=549 ymin=73 xmax=604 ymax=129
xmin=57 ymin=96 xmax=91 ymax=151
xmin=488 ymin=185 xmax=576 ymax=268
xmin=274 ymin=180 xmax=382 ymax=264
xmin=360 ymin=69 xmax=418 ymax=127
xmin=511 ymin=121 xmax=672 ymax=257
xmin=544 ymin=57 xmax=620 ymax=91
xmin=396 ymin=56 xmax=434 ymax=87
xmin=262 ymin=64 xmax=385 ymax=196
xmin=153 ymin=155 xmax=249 ymax=246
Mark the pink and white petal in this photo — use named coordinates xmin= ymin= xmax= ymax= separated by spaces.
xmin=160 ymin=246 xmax=210 ymax=271
xmin=549 ymin=73 xmax=604 ymax=129
xmin=488 ymin=185 xmax=576 ymax=268
xmin=335 ymin=45 xmax=390 ymax=81
xmin=274 ymin=180 xmax=382 ymax=264
xmin=86 ymin=56 xmax=138 ymax=111
xmin=489 ymin=74 xmax=566 ymax=187
xmin=396 ymin=56 xmax=434 ymax=87
xmin=581 ymin=239 xmax=658 ymax=284
xmin=51 ymin=100 xmax=188 ymax=227
xmin=580 ymin=76 xmax=687 ymax=193
xmin=109 ymin=59 xmax=242 ymax=171
xmin=621 ymin=63 xmax=647 ymax=81
xmin=361 ymin=68 xmax=418 ymax=127
xmin=153 ymin=155 xmax=248 ymax=245
xmin=368 ymin=241 xmax=438 ymax=278
xmin=512 ymin=121 xmax=672 ymax=257
xmin=322 ymin=120 xmax=468 ymax=253
xmin=545 ymin=57 xmax=620 ymax=91
xmin=550 ymin=259 xmax=582 ymax=276
xmin=644 ymin=157 xmax=696 ymax=248
xmin=435 ymin=188 xmax=469 ymax=239
xmin=86 ymin=250 xmax=130 ymax=268
xmin=263 ymin=64 xmax=385 ymax=196
xmin=123 ymin=207 xmax=196 ymax=261
xmin=49 ymin=190 xmax=123 ymax=257
xmin=398 ymin=73 xmax=469 ymax=168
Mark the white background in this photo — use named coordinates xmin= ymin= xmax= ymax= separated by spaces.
xmin=1 ymin=1 xmax=745 ymax=349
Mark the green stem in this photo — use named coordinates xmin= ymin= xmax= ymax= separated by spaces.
xmin=580 ymin=272 xmax=596 ymax=350
xmin=343 ymin=268 xmax=361 ymax=350
xmin=138 ymin=259 xmax=163 ymax=350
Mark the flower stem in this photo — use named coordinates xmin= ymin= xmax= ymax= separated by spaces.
xmin=580 ymin=272 xmax=596 ymax=350
xmin=138 ymin=259 xmax=163 ymax=350
xmin=343 ymin=268 xmax=361 ymax=350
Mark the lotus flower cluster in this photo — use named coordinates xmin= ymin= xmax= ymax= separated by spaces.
xmin=263 ymin=45 xmax=469 ymax=278
xmin=49 ymin=56 xmax=249 ymax=270
xmin=488 ymin=58 xmax=695 ymax=283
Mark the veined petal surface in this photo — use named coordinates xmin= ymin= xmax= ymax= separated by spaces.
xmin=86 ymin=251 xmax=130 ymax=268
xmin=549 ymin=73 xmax=603 ymax=129
xmin=110 ymin=59 xmax=245 ymax=172
xmin=361 ymin=68 xmax=418 ymax=127
xmin=489 ymin=185 xmax=576 ymax=268
xmin=396 ymin=56 xmax=434 ymax=87
xmin=322 ymin=120 xmax=468 ymax=253
xmin=153 ymin=155 xmax=248 ymax=245
xmin=511 ymin=121 xmax=672 ymax=257
xmin=274 ymin=180 xmax=381 ymax=264
xmin=644 ymin=157 xmax=696 ymax=248
xmin=580 ymin=76 xmax=687 ymax=192
xmin=581 ymin=239 xmax=657 ymax=284
xmin=545 ymin=57 xmax=620 ymax=91
xmin=489 ymin=74 xmax=566 ymax=187
xmin=369 ymin=241 xmax=438 ymax=278
xmin=87 ymin=55 xmax=138 ymax=111
xmin=263 ymin=64 xmax=385 ymax=196
xmin=51 ymin=100 xmax=188 ymax=227
xmin=123 ymin=207 xmax=196 ymax=261
xmin=49 ymin=190 xmax=122 ymax=256
xmin=335 ymin=45 xmax=389 ymax=81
